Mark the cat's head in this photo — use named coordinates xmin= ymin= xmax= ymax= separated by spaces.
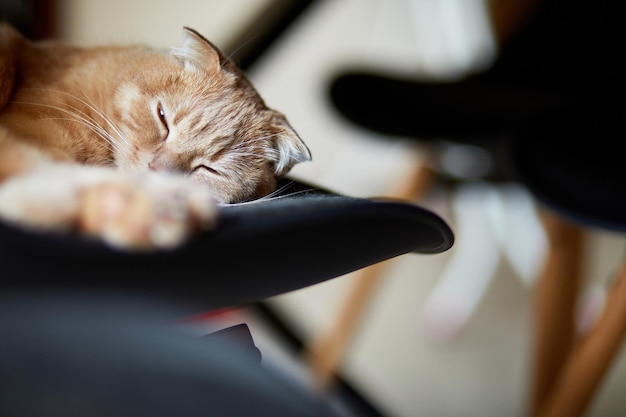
xmin=111 ymin=27 xmax=310 ymax=203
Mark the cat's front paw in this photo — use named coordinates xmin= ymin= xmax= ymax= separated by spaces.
xmin=78 ymin=175 xmax=218 ymax=250
xmin=0 ymin=167 xmax=218 ymax=250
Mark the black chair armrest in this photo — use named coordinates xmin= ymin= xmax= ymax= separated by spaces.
xmin=0 ymin=179 xmax=453 ymax=310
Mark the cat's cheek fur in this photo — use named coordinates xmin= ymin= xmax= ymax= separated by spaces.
xmin=0 ymin=165 xmax=218 ymax=250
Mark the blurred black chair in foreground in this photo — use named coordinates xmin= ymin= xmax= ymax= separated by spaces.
xmin=0 ymin=179 xmax=453 ymax=416
xmin=329 ymin=0 xmax=625 ymax=184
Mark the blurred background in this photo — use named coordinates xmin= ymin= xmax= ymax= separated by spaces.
xmin=2 ymin=1 xmax=626 ymax=416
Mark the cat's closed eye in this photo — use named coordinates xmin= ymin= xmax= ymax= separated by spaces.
xmin=156 ymin=102 xmax=169 ymax=139
xmin=194 ymin=165 xmax=221 ymax=176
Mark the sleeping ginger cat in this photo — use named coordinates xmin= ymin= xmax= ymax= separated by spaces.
xmin=0 ymin=24 xmax=310 ymax=250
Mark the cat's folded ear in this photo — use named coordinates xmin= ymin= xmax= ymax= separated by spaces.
xmin=171 ymin=27 xmax=224 ymax=72
xmin=272 ymin=115 xmax=312 ymax=177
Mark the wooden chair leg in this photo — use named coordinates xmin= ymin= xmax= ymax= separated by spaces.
xmin=530 ymin=213 xmax=585 ymax=416
xmin=538 ymin=259 xmax=626 ymax=417
xmin=307 ymin=160 xmax=434 ymax=389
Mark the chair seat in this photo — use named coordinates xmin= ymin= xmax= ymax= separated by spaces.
xmin=0 ymin=179 xmax=453 ymax=310
xmin=0 ymin=293 xmax=337 ymax=417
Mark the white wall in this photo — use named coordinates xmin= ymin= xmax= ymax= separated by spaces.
xmin=59 ymin=0 xmax=272 ymax=49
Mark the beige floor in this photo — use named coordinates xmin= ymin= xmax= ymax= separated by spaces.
xmin=60 ymin=1 xmax=626 ymax=416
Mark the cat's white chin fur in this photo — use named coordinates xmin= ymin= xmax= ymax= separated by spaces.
xmin=0 ymin=164 xmax=218 ymax=250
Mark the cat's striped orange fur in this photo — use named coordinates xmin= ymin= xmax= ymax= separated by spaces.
xmin=0 ymin=24 xmax=310 ymax=249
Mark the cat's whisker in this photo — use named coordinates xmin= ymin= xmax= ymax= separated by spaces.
xmin=23 ymin=88 xmax=133 ymax=152
xmin=37 ymin=116 xmax=116 ymax=153
xmin=50 ymin=103 xmax=117 ymax=151
xmin=232 ymin=138 xmax=284 ymax=152
xmin=220 ymin=180 xmax=316 ymax=206
xmin=228 ymin=146 xmax=281 ymax=162
xmin=234 ymin=132 xmax=284 ymax=146
xmin=15 ymin=100 xmax=127 ymax=161
xmin=225 ymin=149 xmax=278 ymax=158
xmin=223 ymin=38 xmax=257 ymax=64
xmin=220 ymin=188 xmax=315 ymax=207
xmin=261 ymin=181 xmax=306 ymax=199
xmin=78 ymin=95 xmax=131 ymax=147
xmin=232 ymin=133 xmax=294 ymax=160
xmin=53 ymin=90 xmax=132 ymax=150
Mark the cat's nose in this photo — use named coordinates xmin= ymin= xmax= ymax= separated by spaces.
xmin=148 ymin=156 xmax=170 ymax=172
xmin=149 ymin=156 xmax=185 ymax=174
